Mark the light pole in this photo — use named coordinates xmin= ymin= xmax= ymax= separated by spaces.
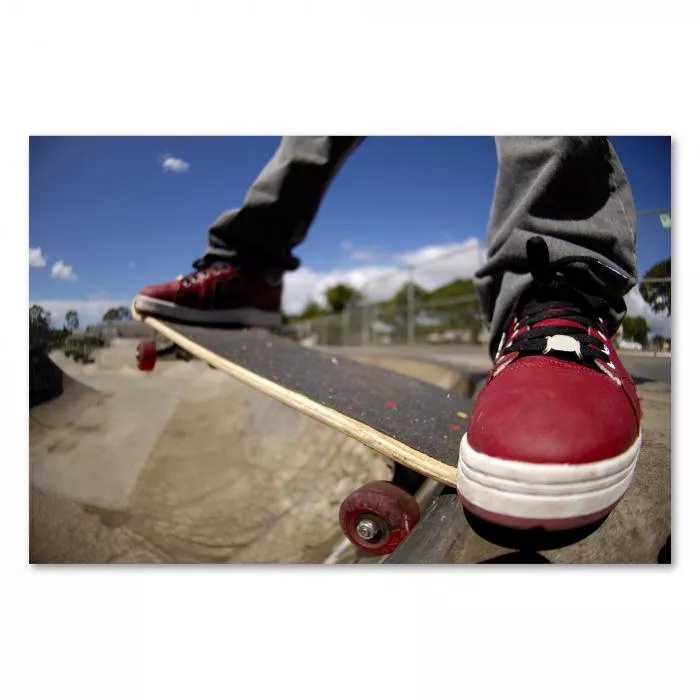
xmin=406 ymin=266 xmax=415 ymax=345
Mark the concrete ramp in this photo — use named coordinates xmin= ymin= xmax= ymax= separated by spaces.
xmin=30 ymin=365 xmax=188 ymax=510
xmin=30 ymin=358 xmax=397 ymax=563
xmin=30 ymin=370 xmax=104 ymax=434
xmin=119 ymin=379 xmax=390 ymax=563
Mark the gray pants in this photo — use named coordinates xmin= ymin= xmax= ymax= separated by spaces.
xmin=204 ymin=137 xmax=637 ymax=358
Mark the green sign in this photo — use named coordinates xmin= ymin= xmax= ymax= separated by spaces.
xmin=659 ymin=212 xmax=671 ymax=229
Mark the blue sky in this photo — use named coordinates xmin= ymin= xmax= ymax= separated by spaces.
xmin=29 ymin=136 xmax=671 ymax=330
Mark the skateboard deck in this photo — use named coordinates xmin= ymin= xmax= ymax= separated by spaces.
xmin=132 ymin=303 xmax=472 ymax=489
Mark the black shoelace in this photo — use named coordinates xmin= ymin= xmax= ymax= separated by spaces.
xmin=502 ymin=237 xmax=612 ymax=364
xmin=180 ymin=258 xmax=233 ymax=285
xmin=503 ymin=300 xmax=607 ymax=362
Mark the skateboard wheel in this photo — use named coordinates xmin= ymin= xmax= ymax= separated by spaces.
xmin=339 ymin=480 xmax=420 ymax=556
xmin=137 ymin=341 xmax=157 ymax=372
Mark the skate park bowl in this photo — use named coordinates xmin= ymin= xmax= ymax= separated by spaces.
xmin=31 ymin=341 xmax=434 ymax=563
xmin=29 ymin=338 xmax=671 ymax=564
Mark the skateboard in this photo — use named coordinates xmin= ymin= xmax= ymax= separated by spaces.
xmin=132 ymin=302 xmax=472 ymax=556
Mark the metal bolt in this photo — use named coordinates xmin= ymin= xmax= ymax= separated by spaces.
xmin=356 ymin=519 xmax=380 ymax=541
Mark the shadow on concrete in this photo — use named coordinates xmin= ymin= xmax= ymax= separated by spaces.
xmin=657 ymin=534 xmax=671 ymax=564
xmin=463 ymin=507 xmax=609 ymax=551
xmin=480 ymin=551 xmax=551 ymax=564
xmin=30 ymin=351 xmax=64 ymax=409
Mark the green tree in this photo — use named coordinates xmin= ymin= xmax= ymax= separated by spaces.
xmin=65 ymin=309 xmax=79 ymax=331
xmin=377 ymin=282 xmax=428 ymax=329
xmin=373 ymin=277 xmax=484 ymax=343
xmin=424 ymin=278 xmax=477 ymax=302
xmin=297 ymin=301 xmax=328 ymax=320
xmin=391 ymin=282 xmax=428 ymax=308
xmin=325 ymin=283 xmax=362 ymax=313
xmin=30 ymin=304 xmax=52 ymax=349
xmin=621 ymin=315 xmax=650 ymax=348
xmin=425 ymin=278 xmax=482 ymax=342
xmin=640 ymin=258 xmax=671 ymax=316
xmin=102 ymin=305 xmax=131 ymax=322
xmin=652 ymin=335 xmax=665 ymax=351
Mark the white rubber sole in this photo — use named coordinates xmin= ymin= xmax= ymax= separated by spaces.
xmin=134 ymin=295 xmax=281 ymax=327
xmin=457 ymin=433 xmax=641 ymax=527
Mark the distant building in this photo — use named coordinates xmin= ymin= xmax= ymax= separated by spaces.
xmin=86 ymin=320 xmax=153 ymax=339
xmin=370 ymin=320 xmax=394 ymax=334
xmin=370 ymin=320 xmax=393 ymax=345
xmin=618 ymin=339 xmax=643 ymax=351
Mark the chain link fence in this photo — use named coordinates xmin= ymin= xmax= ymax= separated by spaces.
xmin=291 ymin=293 xmax=486 ymax=348
xmin=291 ymin=240 xmax=488 ymax=347
xmin=290 ymin=243 xmax=671 ymax=352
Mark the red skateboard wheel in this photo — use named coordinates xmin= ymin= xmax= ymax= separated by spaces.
xmin=339 ymin=480 xmax=420 ymax=556
xmin=137 ymin=341 xmax=157 ymax=372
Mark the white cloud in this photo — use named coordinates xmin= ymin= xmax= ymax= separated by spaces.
xmin=50 ymin=261 xmax=78 ymax=281
xmin=350 ymin=249 xmax=381 ymax=262
xmin=161 ymin=156 xmax=191 ymax=174
xmin=394 ymin=238 xmax=483 ymax=267
xmin=30 ymin=298 xmax=130 ymax=326
xmin=283 ymin=238 xmax=484 ymax=314
xmin=624 ymin=285 xmax=671 ymax=338
xmin=341 ymin=239 xmax=384 ymax=262
xmin=29 ymin=247 xmax=47 ymax=268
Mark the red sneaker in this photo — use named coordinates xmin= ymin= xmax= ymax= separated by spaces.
xmin=133 ymin=259 xmax=282 ymax=326
xmin=458 ymin=237 xmax=642 ymax=531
